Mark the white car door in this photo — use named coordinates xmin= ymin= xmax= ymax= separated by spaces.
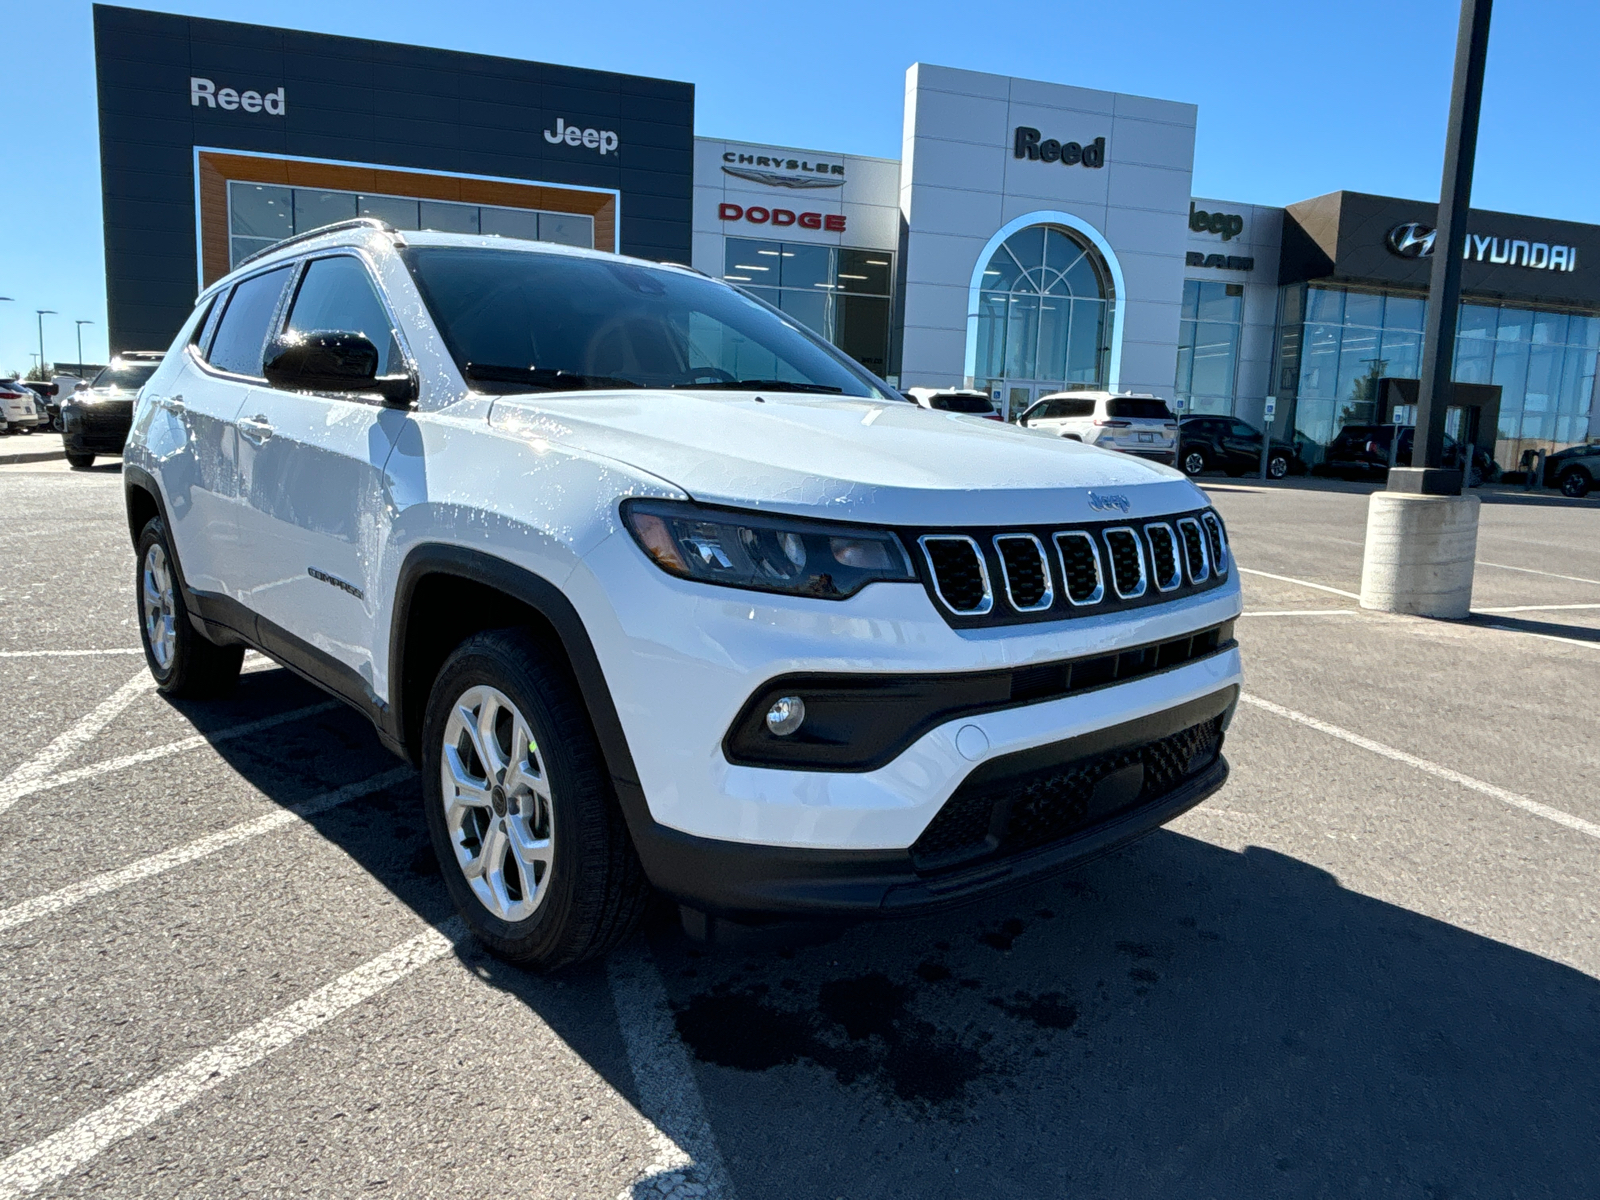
xmin=232 ymin=252 xmax=410 ymax=697
xmin=156 ymin=264 xmax=294 ymax=603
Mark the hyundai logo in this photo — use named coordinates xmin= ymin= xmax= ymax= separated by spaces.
xmin=1386 ymin=222 xmax=1437 ymax=259
xmin=1087 ymin=492 xmax=1131 ymax=514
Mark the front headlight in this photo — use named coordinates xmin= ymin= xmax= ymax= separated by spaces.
xmin=621 ymin=499 xmax=915 ymax=599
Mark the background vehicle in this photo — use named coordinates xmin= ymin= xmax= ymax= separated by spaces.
xmin=1177 ymin=415 xmax=1304 ymax=479
xmin=1018 ymin=391 xmax=1178 ymax=464
xmin=0 ymin=379 xmax=44 ymax=432
xmin=124 ymin=223 xmax=1242 ymax=971
xmin=1319 ymin=424 xmax=1494 ymax=487
xmin=1542 ymin=441 xmax=1600 ymax=497
xmin=903 ymin=387 xmax=1002 ymax=421
xmin=47 ymin=375 xmax=85 ymax=431
xmin=61 ymin=352 xmax=162 ymax=469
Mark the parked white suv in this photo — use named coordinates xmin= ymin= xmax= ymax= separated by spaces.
xmin=1020 ymin=391 xmax=1178 ymax=465
xmin=124 ymin=220 xmax=1242 ymax=968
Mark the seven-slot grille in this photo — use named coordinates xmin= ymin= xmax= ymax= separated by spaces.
xmin=906 ymin=507 xmax=1230 ymax=627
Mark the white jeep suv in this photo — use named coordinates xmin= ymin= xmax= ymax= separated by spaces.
xmin=1019 ymin=391 xmax=1178 ymax=465
xmin=123 ymin=220 xmax=1242 ymax=968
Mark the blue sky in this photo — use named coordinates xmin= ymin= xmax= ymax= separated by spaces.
xmin=1 ymin=0 xmax=1596 ymax=375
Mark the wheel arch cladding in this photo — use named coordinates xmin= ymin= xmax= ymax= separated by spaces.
xmin=124 ymin=476 xmax=161 ymax=548
xmin=390 ymin=545 xmax=649 ymax=831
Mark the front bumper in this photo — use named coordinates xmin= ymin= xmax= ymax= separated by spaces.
xmin=631 ymin=685 xmax=1235 ymax=918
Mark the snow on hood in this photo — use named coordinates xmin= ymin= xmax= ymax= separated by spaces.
xmin=490 ymin=390 xmax=1209 ymax=526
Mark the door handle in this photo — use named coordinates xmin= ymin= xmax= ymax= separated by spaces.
xmin=238 ymin=414 xmax=273 ymax=445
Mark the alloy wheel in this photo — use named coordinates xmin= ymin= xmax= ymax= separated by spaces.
xmin=1183 ymin=451 xmax=1205 ymax=476
xmin=440 ymin=684 xmax=555 ymax=922
xmin=141 ymin=543 xmax=178 ymax=672
xmin=1269 ymin=455 xmax=1289 ymax=479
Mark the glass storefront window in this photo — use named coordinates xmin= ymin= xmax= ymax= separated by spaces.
xmin=226 ymin=181 xmax=594 ymax=268
xmin=970 ymin=224 xmax=1113 ymax=407
xmin=722 ymin=236 xmax=893 ymax=377
xmin=1280 ymin=281 xmax=1600 ymax=467
xmin=1174 ymin=280 xmax=1243 ymax=415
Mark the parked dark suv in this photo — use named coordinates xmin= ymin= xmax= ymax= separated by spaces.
xmin=1320 ymin=424 xmax=1494 ymax=487
xmin=61 ymin=352 xmax=163 ymax=469
xmin=1541 ymin=441 xmax=1600 ymax=497
xmin=1177 ymin=416 xmax=1303 ymax=479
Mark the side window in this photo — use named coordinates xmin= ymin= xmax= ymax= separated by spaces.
xmin=1065 ymin=398 xmax=1096 ymax=418
xmin=206 ymin=266 xmax=293 ymax=377
xmin=1229 ymin=420 xmax=1257 ymax=438
xmin=188 ymin=294 xmax=221 ymax=354
xmin=284 ymin=255 xmax=404 ymax=377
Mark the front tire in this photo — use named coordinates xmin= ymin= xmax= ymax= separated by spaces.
xmin=422 ymin=629 xmax=649 ymax=970
xmin=1268 ymin=453 xmax=1290 ymax=480
xmin=135 ymin=518 xmax=245 ymax=697
xmin=66 ymin=452 xmax=94 ymax=470
xmin=1560 ymin=468 xmax=1591 ymax=498
xmin=1181 ymin=449 xmax=1207 ymax=477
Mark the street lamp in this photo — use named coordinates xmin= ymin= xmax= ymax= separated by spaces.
xmin=35 ymin=310 xmax=56 ymax=378
xmin=75 ymin=320 xmax=94 ymax=376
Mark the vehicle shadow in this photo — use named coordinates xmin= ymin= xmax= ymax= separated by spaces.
xmin=171 ymin=672 xmax=1600 ymax=1200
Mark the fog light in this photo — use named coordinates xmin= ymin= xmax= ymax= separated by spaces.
xmin=764 ymin=695 xmax=805 ymax=736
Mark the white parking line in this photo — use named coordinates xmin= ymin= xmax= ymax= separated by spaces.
xmin=0 ymin=701 xmax=340 ymax=814
xmin=0 ymin=767 xmax=414 ymax=933
xmin=607 ymin=944 xmax=736 ymax=1200
xmin=0 ymin=669 xmax=154 ymax=803
xmin=0 ymin=918 xmax=465 ymax=1200
xmin=1477 ymin=560 xmax=1600 ymax=588
xmin=0 ymin=648 xmax=143 ymax=658
xmin=1241 ymin=693 xmax=1600 ymax=842
xmin=1236 ymin=567 xmax=1361 ymax=600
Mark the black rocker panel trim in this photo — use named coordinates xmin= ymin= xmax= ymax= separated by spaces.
xmin=724 ymin=621 xmax=1235 ymax=772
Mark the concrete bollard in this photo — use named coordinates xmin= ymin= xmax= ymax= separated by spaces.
xmin=1359 ymin=492 xmax=1480 ymax=619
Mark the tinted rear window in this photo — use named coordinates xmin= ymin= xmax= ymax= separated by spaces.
xmin=930 ymin=394 xmax=994 ymax=414
xmin=1107 ymin=398 xmax=1173 ymax=420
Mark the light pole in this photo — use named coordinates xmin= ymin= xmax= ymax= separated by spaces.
xmin=1358 ymin=0 xmax=1492 ymax=620
xmin=75 ymin=320 xmax=94 ymax=376
xmin=35 ymin=310 xmax=56 ymax=378
xmin=0 ymin=298 xmax=12 ymax=376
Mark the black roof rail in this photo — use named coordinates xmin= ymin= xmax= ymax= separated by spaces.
xmin=233 ymin=217 xmax=401 ymax=271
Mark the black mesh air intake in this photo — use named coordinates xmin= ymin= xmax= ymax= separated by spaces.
xmin=1054 ymin=532 xmax=1102 ymax=604
xmin=995 ymin=535 xmax=1049 ymax=610
xmin=1103 ymin=529 xmax=1145 ymax=598
xmin=1144 ymin=525 xmax=1179 ymax=590
xmin=1177 ymin=519 xmax=1208 ymax=581
xmin=923 ymin=538 xmax=988 ymax=612
xmin=1201 ymin=511 xmax=1228 ymax=575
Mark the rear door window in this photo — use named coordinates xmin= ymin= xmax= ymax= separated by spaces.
xmin=930 ymin=394 xmax=994 ymax=414
xmin=1062 ymin=398 xmax=1096 ymax=418
xmin=205 ymin=266 xmax=293 ymax=377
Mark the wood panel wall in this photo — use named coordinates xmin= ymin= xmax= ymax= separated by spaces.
xmin=197 ymin=152 xmax=617 ymax=286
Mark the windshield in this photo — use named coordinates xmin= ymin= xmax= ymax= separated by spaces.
xmin=1107 ymin=398 xmax=1173 ymax=420
xmin=402 ymin=246 xmax=893 ymax=399
xmin=90 ymin=361 xmax=159 ymax=392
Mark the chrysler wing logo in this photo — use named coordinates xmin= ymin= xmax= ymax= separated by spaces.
xmin=1087 ymin=492 xmax=1131 ymax=514
xmin=1386 ymin=222 xmax=1437 ymax=259
xmin=720 ymin=165 xmax=844 ymax=190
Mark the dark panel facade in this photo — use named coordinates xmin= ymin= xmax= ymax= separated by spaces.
xmin=1280 ymin=191 xmax=1600 ymax=309
xmin=93 ymin=4 xmax=694 ymax=351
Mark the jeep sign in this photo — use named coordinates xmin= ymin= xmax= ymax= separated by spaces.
xmin=543 ymin=118 xmax=619 ymax=156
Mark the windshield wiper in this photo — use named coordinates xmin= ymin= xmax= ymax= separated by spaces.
xmin=669 ymin=378 xmax=844 ymax=394
xmin=462 ymin=363 xmax=643 ymax=393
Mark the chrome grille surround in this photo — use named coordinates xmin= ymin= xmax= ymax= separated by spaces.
xmin=992 ymin=533 xmax=1054 ymax=613
xmin=1175 ymin=517 xmax=1210 ymax=584
xmin=917 ymin=534 xmax=993 ymax=615
xmin=1142 ymin=522 xmax=1182 ymax=592
xmin=1102 ymin=527 xmax=1148 ymax=600
xmin=902 ymin=507 xmax=1229 ymax=628
xmin=1200 ymin=510 xmax=1229 ymax=576
xmin=1052 ymin=530 xmax=1105 ymax=607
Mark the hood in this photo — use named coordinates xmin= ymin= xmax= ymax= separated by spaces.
xmin=490 ymin=390 xmax=1208 ymax=526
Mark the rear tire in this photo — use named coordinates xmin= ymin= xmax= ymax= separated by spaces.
xmin=1181 ymin=449 xmax=1207 ymax=477
xmin=1268 ymin=454 xmax=1290 ymax=480
xmin=135 ymin=517 xmax=245 ymax=697
xmin=422 ymin=628 xmax=650 ymax=970
xmin=1560 ymin=468 xmax=1591 ymax=498
xmin=66 ymin=452 xmax=94 ymax=470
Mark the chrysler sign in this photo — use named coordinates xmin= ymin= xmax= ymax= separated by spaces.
xmin=1385 ymin=222 xmax=1578 ymax=272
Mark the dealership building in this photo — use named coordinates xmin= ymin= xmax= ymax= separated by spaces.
xmin=94 ymin=5 xmax=1600 ymax=468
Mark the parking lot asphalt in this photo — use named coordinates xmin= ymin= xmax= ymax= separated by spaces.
xmin=1 ymin=459 xmax=1596 ymax=1199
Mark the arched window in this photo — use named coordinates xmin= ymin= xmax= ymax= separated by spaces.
xmin=972 ymin=224 xmax=1114 ymax=399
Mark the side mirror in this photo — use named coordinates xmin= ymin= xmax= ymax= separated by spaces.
xmin=263 ymin=331 xmax=415 ymax=405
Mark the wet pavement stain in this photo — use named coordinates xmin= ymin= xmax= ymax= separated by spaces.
xmin=988 ymin=990 xmax=1080 ymax=1030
